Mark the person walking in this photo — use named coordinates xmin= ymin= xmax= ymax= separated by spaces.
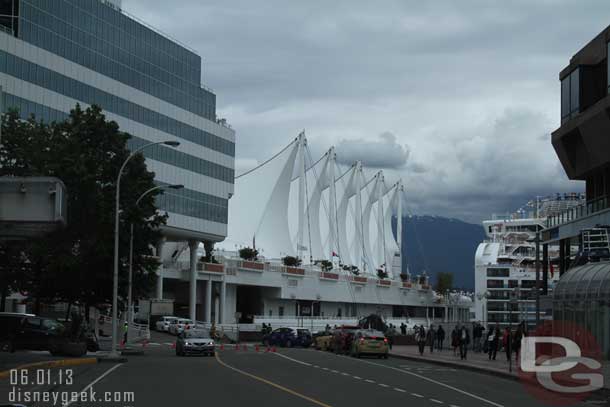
xmin=400 ymin=322 xmax=407 ymax=336
xmin=451 ymin=325 xmax=459 ymax=356
xmin=417 ymin=325 xmax=426 ymax=356
xmin=436 ymin=325 xmax=445 ymax=351
xmin=487 ymin=324 xmax=499 ymax=360
xmin=503 ymin=327 xmax=512 ymax=362
xmin=122 ymin=321 xmax=128 ymax=346
xmin=427 ymin=325 xmax=436 ymax=353
xmin=513 ymin=322 xmax=525 ymax=364
xmin=459 ymin=325 xmax=470 ymax=360
xmin=386 ymin=325 xmax=395 ymax=350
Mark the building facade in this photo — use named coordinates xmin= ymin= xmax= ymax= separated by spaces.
xmin=543 ymin=24 xmax=610 ymax=360
xmin=0 ymin=0 xmax=235 ymax=319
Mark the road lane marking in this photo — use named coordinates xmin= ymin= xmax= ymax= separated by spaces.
xmin=353 ymin=376 xmax=362 ymax=379
xmin=272 ymin=352 xmax=312 ymax=367
xmin=215 ymin=353 xmax=333 ymax=407
xmin=430 ymin=399 xmax=444 ymax=404
xmin=394 ymin=388 xmax=406 ymax=393
xmin=365 ymin=379 xmax=375 ymax=383
xmin=379 ymin=383 xmax=389 ymax=388
xmin=350 ymin=358 xmax=504 ymax=407
xmin=412 ymin=393 xmax=424 ymax=398
xmin=341 ymin=372 xmax=349 ymax=376
xmin=331 ymin=370 xmax=339 ymax=373
xmin=64 ymin=363 xmax=122 ymax=407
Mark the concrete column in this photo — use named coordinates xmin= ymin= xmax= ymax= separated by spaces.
xmin=188 ymin=240 xmax=198 ymax=322
xmin=220 ymin=280 xmax=226 ymax=324
xmin=155 ymin=237 xmax=166 ymax=299
xmin=205 ymin=280 xmax=212 ymax=323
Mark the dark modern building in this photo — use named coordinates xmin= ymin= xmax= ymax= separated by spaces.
xmin=0 ymin=0 xmax=235 ymax=321
xmin=543 ymin=24 xmax=610 ymax=359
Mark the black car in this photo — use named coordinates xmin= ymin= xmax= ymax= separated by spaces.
xmin=0 ymin=313 xmax=75 ymax=355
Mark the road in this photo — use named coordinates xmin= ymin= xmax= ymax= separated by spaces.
xmin=0 ymin=332 xmax=599 ymax=407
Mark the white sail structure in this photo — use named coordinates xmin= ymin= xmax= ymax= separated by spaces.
xmin=225 ymin=134 xmax=405 ymax=279
xmin=227 ymin=137 xmax=300 ymax=257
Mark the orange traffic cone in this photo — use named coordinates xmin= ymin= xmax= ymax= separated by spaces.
xmin=265 ymin=346 xmax=270 ymax=353
xmin=171 ymin=342 xmax=176 ymax=349
xmin=271 ymin=346 xmax=277 ymax=353
xmin=235 ymin=343 xmax=240 ymax=351
xmin=255 ymin=344 xmax=260 ymax=352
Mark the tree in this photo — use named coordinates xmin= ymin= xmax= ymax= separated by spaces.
xmin=282 ymin=256 xmax=302 ymax=267
xmin=238 ymin=247 xmax=259 ymax=261
xmin=435 ymin=272 xmax=454 ymax=293
xmin=0 ymin=105 xmax=165 ymax=313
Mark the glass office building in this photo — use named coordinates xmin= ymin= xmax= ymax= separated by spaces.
xmin=0 ymin=0 xmax=235 ymax=241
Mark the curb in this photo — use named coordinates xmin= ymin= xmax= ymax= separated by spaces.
xmin=389 ymin=352 xmax=519 ymax=381
xmin=0 ymin=357 xmax=98 ymax=380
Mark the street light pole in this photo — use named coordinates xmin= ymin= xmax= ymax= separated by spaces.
xmin=110 ymin=140 xmax=179 ymax=358
xmin=535 ymin=231 xmax=541 ymax=328
xmin=126 ymin=184 xmax=183 ymax=342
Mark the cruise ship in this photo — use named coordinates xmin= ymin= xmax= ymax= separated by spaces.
xmin=474 ymin=195 xmax=583 ymax=328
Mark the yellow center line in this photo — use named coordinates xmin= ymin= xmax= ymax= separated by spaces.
xmin=214 ymin=352 xmax=333 ymax=407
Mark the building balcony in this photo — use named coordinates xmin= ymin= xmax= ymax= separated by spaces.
xmin=543 ymin=195 xmax=610 ymax=242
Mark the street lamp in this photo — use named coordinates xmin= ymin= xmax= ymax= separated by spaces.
xmin=126 ymin=183 xmax=183 ymax=342
xmin=111 ymin=140 xmax=179 ymax=358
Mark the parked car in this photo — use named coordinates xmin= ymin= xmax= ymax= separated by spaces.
xmin=263 ymin=327 xmax=312 ymax=348
xmin=176 ymin=329 xmax=215 ymax=356
xmin=169 ymin=318 xmax=194 ymax=335
xmin=349 ymin=329 xmax=389 ymax=358
xmin=0 ymin=313 xmax=85 ymax=355
xmin=313 ymin=330 xmax=334 ymax=351
xmin=331 ymin=325 xmax=360 ymax=354
xmin=155 ymin=316 xmax=178 ymax=332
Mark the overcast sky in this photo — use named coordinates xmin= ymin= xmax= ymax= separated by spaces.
xmin=124 ymin=0 xmax=609 ymax=223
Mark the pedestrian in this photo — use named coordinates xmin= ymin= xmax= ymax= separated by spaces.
xmin=487 ymin=324 xmax=499 ymax=360
xmin=400 ymin=322 xmax=407 ymax=336
xmin=122 ymin=321 xmax=128 ymax=345
xmin=513 ymin=322 xmax=525 ymax=363
xmin=386 ymin=326 xmax=394 ymax=350
xmin=451 ymin=325 xmax=459 ymax=356
xmin=459 ymin=325 xmax=470 ymax=360
xmin=436 ymin=325 xmax=445 ymax=351
xmin=503 ymin=327 xmax=512 ymax=362
xmin=427 ymin=325 xmax=436 ymax=353
xmin=417 ymin=325 xmax=426 ymax=356
xmin=325 ymin=323 xmax=331 ymax=332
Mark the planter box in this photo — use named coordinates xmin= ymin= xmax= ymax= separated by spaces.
xmin=240 ymin=260 xmax=265 ymax=272
xmin=320 ymin=272 xmax=339 ymax=281
xmin=351 ymin=276 xmax=367 ymax=284
xmin=203 ymin=263 xmax=224 ymax=273
xmin=283 ymin=266 xmax=305 ymax=277
xmin=377 ymin=279 xmax=391 ymax=287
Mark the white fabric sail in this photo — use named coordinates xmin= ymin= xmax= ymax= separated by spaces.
xmin=361 ymin=173 xmax=381 ymax=275
xmin=226 ymin=139 xmax=299 ymax=256
xmin=383 ymin=183 xmax=401 ymax=279
xmin=307 ymin=152 xmax=331 ymax=261
xmin=337 ymin=165 xmax=358 ymax=267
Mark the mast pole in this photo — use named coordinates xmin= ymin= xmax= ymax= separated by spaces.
xmin=297 ymin=131 xmax=306 ymax=260
xmin=328 ymin=147 xmax=337 ymax=261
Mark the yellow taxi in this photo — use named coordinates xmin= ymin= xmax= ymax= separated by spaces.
xmin=314 ymin=330 xmax=334 ymax=351
xmin=349 ymin=329 xmax=389 ymax=358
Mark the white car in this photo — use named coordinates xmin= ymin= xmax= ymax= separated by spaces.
xmin=155 ymin=316 xmax=178 ymax=332
xmin=169 ymin=318 xmax=193 ymax=335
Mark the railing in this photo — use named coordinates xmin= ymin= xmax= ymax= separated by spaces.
xmin=546 ymin=195 xmax=609 ymax=228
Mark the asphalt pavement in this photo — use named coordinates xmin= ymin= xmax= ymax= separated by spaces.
xmin=0 ymin=332 xmax=601 ymax=407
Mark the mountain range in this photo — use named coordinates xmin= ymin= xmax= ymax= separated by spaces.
xmin=395 ymin=215 xmax=486 ymax=290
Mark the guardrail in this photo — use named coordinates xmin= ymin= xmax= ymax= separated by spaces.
xmin=546 ymin=195 xmax=609 ymax=228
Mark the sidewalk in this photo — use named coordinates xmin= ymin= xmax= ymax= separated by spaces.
xmin=389 ymin=345 xmax=610 ymax=391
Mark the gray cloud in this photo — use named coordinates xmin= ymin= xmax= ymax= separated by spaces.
xmin=122 ymin=0 xmax=602 ymax=222
xmin=335 ymin=132 xmax=410 ymax=168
